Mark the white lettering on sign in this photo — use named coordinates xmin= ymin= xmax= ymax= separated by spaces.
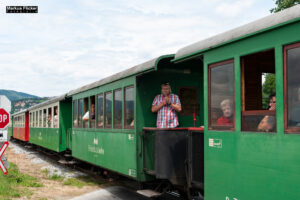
xmin=0 ymin=114 xmax=8 ymax=123
xmin=209 ymin=138 xmax=222 ymax=148
xmin=226 ymin=196 xmax=239 ymax=200
xmin=88 ymin=145 xmax=104 ymax=155
xmin=128 ymin=169 xmax=136 ymax=177
xmin=128 ymin=134 xmax=134 ymax=141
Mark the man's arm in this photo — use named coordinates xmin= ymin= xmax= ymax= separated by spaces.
xmin=152 ymin=96 xmax=168 ymax=112
xmin=152 ymin=103 xmax=165 ymax=112
xmin=171 ymin=103 xmax=182 ymax=112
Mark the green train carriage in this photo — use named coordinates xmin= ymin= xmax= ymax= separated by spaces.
xmin=28 ymin=94 xmax=72 ymax=152
xmin=173 ymin=5 xmax=300 ymax=200
xmin=68 ymin=54 xmax=204 ymax=183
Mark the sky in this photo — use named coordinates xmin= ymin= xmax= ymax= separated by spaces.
xmin=0 ymin=0 xmax=276 ymax=97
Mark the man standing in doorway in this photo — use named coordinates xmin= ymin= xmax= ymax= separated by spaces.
xmin=151 ymin=82 xmax=182 ymax=128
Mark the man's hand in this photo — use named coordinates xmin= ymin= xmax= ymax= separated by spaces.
xmin=170 ymin=103 xmax=182 ymax=112
xmin=163 ymin=97 xmax=169 ymax=105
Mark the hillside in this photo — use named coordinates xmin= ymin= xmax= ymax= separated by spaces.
xmin=0 ymin=89 xmax=50 ymax=113
xmin=0 ymin=89 xmax=39 ymax=101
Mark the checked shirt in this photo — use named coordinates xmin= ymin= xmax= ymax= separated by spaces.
xmin=152 ymin=94 xmax=181 ymax=128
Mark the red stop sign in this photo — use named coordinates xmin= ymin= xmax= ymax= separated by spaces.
xmin=0 ymin=109 xmax=9 ymax=129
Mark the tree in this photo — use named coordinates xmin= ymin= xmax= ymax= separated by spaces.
xmin=262 ymin=73 xmax=276 ymax=109
xmin=270 ymin=0 xmax=300 ymax=13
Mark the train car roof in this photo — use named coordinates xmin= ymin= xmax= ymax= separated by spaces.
xmin=28 ymin=93 xmax=68 ymax=111
xmin=12 ymin=109 xmax=28 ymax=116
xmin=173 ymin=4 xmax=300 ymax=62
xmin=67 ymin=54 xmax=174 ymax=96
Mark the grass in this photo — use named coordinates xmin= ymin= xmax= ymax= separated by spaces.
xmin=0 ymin=162 xmax=43 ymax=200
xmin=48 ymin=174 xmax=64 ymax=181
xmin=63 ymin=176 xmax=103 ymax=188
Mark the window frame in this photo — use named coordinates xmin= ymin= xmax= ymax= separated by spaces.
xmin=124 ymin=86 xmax=134 ymax=129
xmin=78 ymin=99 xmax=83 ymax=128
xmin=90 ymin=96 xmax=96 ymax=129
xmin=113 ymin=88 xmax=123 ymax=129
xmin=208 ymin=59 xmax=235 ymax=131
xmin=104 ymin=91 xmax=113 ymax=129
xmin=97 ymin=93 xmax=104 ymax=129
xmin=284 ymin=42 xmax=300 ymax=133
xmin=73 ymin=100 xmax=78 ymax=128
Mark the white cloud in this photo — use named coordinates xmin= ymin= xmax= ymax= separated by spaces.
xmin=0 ymin=0 xmax=274 ymax=97
xmin=215 ymin=0 xmax=256 ymax=17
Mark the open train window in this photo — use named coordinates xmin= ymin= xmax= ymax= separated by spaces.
xmin=114 ymin=89 xmax=122 ymax=129
xmin=32 ymin=112 xmax=35 ymax=128
xmin=29 ymin=112 xmax=32 ymax=127
xmin=284 ymin=42 xmax=300 ymax=133
xmin=39 ymin=110 xmax=42 ymax=127
xmin=83 ymin=98 xmax=89 ymax=128
xmin=124 ymin=86 xmax=134 ymax=129
xmin=97 ymin=94 xmax=104 ymax=128
xmin=241 ymin=49 xmax=276 ymax=132
xmin=105 ymin=92 xmax=112 ymax=128
xmin=179 ymin=87 xmax=199 ymax=116
xmin=54 ymin=106 xmax=59 ymax=128
xmin=90 ymin=96 xmax=95 ymax=128
xmin=48 ymin=107 xmax=52 ymax=128
xmin=36 ymin=111 xmax=38 ymax=127
xmin=73 ymin=101 xmax=78 ymax=128
xmin=209 ymin=60 xmax=235 ymax=130
xmin=78 ymin=99 xmax=83 ymax=128
xmin=43 ymin=109 xmax=47 ymax=128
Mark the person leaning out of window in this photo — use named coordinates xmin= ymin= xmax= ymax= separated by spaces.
xmin=257 ymin=93 xmax=276 ymax=132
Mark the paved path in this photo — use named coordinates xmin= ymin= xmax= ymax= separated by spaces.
xmin=70 ymin=186 xmax=151 ymax=200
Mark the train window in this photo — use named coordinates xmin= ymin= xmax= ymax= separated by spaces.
xmin=54 ymin=106 xmax=59 ymax=128
xmin=32 ymin=112 xmax=35 ymax=128
xmin=48 ymin=107 xmax=52 ymax=128
xmin=284 ymin=42 xmax=300 ymax=133
xmin=39 ymin=110 xmax=42 ymax=127
xmin=43 ymin=109 xmax=47 ymax=128
xmin=241 ymin=49 xmax=276 ymax=132
xmin=73 ymin=101 xmax=78 ymax=128
xmin=90 ymin=96 xmax=96 ymax=128
xmin=36 ymin=111 xmax=38 ymax=127
xmin=178 ymin=87 xmax=199 ymax=116
xmin=78 ymin=99 xmax=83 ymax=128
xmin=97 ymin=94 xmax=104 ymax=128
xmin=114 ymin=89 xmax=122 ymax=129
xmin=29 ymin=112 xmax=32 ymax=127
xmin=83 ymin=98 xmax=89 ymax=128
xmin=209 ymin=60 xmax=235 ymax=130
xmin=124 ymin=86 xmax=134 ymax=129
xmin=105 ymin=92 xmax=112 ymax=128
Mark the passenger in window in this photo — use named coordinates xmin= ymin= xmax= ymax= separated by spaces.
xmin=54 ymin=107 xmax=58 ymax=128
xmin=83 ymin=104 xmax=95 ymax=121
xmin=47 ymin=114 xmax=52 ymax=127
xmin=257 ymin=93 xmax=276 ymax=132
xmin=289 ymin=88 xmax=300 ymax=126
xmin=151 ymin=82 xmax=182 ymax=128
xmin=217 ymin=99 xmax=233 ymax=126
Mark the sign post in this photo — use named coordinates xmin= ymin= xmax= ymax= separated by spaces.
xmin=0 ymin=108 xmax=10 ymax=175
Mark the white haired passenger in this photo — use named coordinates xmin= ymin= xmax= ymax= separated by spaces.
xmin=217 ymin=99 xmax=233 ymax=126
